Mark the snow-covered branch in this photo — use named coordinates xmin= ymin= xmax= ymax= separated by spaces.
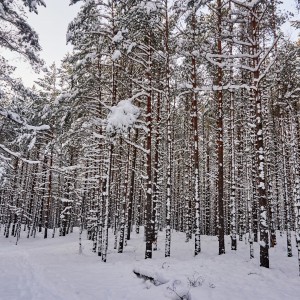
xmin=0 ymin=109 xmax=50 ymax=131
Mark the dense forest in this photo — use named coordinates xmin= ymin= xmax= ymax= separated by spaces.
xmin=1 ymin=0 xmax=300 ymax=274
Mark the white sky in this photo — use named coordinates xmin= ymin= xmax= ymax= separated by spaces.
xmin=6 ymin=0 xmax=300 ymax=87
xmin=8 ymin=0 xmax=80 ymax=87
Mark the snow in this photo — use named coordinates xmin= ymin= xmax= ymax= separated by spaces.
xmin=0 ymin=144 xmax=40 ymax=164
xmin=231 ymin=1 xmax=262 ymax=9
xmin=0 ymin=3 xmax=5 ymax=16
xmin=1 ymin=228 xmax=300 ymax=300
xmin=133 ymin=265 xmax=170 ymax=285
xmin=0 ymin=163 xmax=5 ymax=180
xmin=126 ymin=42 xmax=136 ymax=54
xmin=258 ymin=182 xmax=265 ymax=190
xmin=28 ymin=135 xmax=36 ymax=150
xmin=0 ymin=109 xmax=50 ymax=131
xmin=112 ymin=31 xmax=123 ymax=43
xmin=259 ymin=241 xmax=266 ymax=248
xmin=260 ymin=210 xmax=267 ymax=227
xmin=112 ymin=49 xmax=121 ymax=61
xmin=141 ymin=1 xmax=158 ymax=14
xmin=106 ymin=100 xmax=140 ymax=135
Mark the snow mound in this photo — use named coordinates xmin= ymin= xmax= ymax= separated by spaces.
xmin=133 ymin=265 xmax=170 ymax=286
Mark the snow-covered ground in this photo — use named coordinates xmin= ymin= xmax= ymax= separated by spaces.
xmin=1 ymin=228 xmax=300 ymax=300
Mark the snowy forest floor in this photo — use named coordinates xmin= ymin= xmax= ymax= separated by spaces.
xmin=1 ymin=228 xmax=300 ymax=300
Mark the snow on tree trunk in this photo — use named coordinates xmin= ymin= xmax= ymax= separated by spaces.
xmin=229 ymin=0 xmax=236 ymax=251
xmin=127 ymin=130 xmax=138 ymax=241
xmin=252 ymin=23 xmax=269 ymax=270
xmin=246 ymin=133 xmax=254 ymax=259
xmin=102 ymin=144 xmax=113 ymax=263
xmin=118 ymin=143 xmax=129 ymax=254
xmin=280 ymin=117 xmax=292 ymax=257
xmin=145 ymin=34 xmax=153 ymax=260
xmin=190 ymin=6 xmax=201 ymax=256
xmin=165 ymin=2 xmax=172 ymax=258
xmin=216 ymin=0 xmax=225 ymax=255
xmin=153 ymin=95 xmax=160 ymax=251
xmin=292 ymin=114 xmax=300 ymax=275
xmin=44 ymin=148 xmax=53 ymax=239
xmin=230 ymin=86 xmax=237 ymax=251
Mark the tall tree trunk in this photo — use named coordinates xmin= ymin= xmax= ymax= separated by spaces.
xmin=165 ymin=1 xmax=172 ymax=257
xmin=44 ymin=147 xmax=53 ymax=239
xmin=102 ymin=143 xmax=113 ymax=262
xmin=251 ymin=6 xmax=269 ymax=268
xmin=127 ymin=130 xmax=138 ymax=241
xmin=217 ymin=0 xmax=225 ymax=255
xmin=153 ymin=94 xmax=160 ymax=251
xmin=190 ymin=6 xmax=201 ymax=256
xmin=145 ymin=32 xmax=153 ymax=259
xmin=280 ymin=115 xmax=292 ymax=257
